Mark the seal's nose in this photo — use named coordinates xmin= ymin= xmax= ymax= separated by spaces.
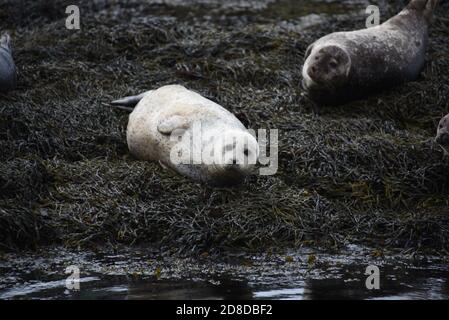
xmin=308 ymin=66 xmax=317 ymax=79
xmin=227 ymin=149 xmax=248 ymax=166
xmin=436 ymin=132 xmax=449 ymax=146
xmin=223 ymin=144 xmax=252 ymax=167
xmin=232 ymin=148 xmax=250 ymax=165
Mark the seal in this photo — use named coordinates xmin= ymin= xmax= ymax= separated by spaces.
xmin=111 ymin=85 xmax=259 ymax=186
xmin=435 ymin=113 xmax=449 ymax=149
xmin=0 ymin=33 xmax=17 ymax=93
xmin=302 ymin=0 xmax=439 ymax=105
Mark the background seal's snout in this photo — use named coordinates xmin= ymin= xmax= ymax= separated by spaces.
xmin=436 ymin=132 xmax=449 ymax=146
xmin=307 ymin=65 xmax=317 ymax=81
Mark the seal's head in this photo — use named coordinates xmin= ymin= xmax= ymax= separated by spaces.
xmin=435 ymin=114 xmax=449 ymax=147
xmin=166 ymin=122 xmax=259 ymax=186
xmin=302 ymin=45 xmax=351 ymax=92
xmin=210 ymin=129 xmax=259 ymax=185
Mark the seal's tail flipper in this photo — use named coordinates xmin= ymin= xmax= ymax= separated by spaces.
xmin=408 ymin=0 xmax=440 ymax=21
xmin=110 ymin=92 xmax=149 ymax=112
xmin=423 ymin=0 xmax=440 ymax=21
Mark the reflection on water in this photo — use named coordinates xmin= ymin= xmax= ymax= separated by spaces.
xmin=0 ymin=245 xmax=448 ymax=300
xmin=254 ymin=288 xmax=305 ymax=299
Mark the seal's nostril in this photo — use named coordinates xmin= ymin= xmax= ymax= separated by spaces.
xmin=308 ymin=67 xmax=316 ymax=79
xmin=437 ymin=133 xmax=449 ymax=146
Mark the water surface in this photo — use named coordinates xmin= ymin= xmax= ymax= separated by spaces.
xmin=1 ymin=246 xmax=447 ymax=300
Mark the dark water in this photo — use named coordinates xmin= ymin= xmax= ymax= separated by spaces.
xmin=0 ymin=245 xmax=448 ymax=300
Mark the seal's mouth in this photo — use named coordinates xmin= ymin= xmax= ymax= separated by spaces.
xmin=302 ymin=72 xmax=338 ymax=93
xmin=435 ymin=132 xmax=449 ymax=146
xmin=208 ymin=166 xmax=247 ymax=187
xmin=302 ymin=64 xmax=341 ymax=92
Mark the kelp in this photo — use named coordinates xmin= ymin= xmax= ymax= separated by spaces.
xmin=0 ymin=0 xmax=448 ymax=254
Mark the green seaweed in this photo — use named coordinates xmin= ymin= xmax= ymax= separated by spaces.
xmin=0 ymin=0 xmax=448 ymax=254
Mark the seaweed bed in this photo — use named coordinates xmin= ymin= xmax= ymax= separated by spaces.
xmin=0 ymin=0 xmax=449 ymax=255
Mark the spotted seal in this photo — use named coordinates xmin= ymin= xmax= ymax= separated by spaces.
xmin=302 ymin=0 xmax=439 ymax=105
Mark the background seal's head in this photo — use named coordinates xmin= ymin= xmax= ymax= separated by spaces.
xmin=302 ymin=45 xmax=351 ymax=93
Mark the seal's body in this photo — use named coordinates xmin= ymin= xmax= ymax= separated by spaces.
xmin=0 ymin=33 xmax=17 ymax=92
xmin=112 ymin=85 xmax=258 ymax=186
xmin=302 ymin=0 xmax=439 ymax=105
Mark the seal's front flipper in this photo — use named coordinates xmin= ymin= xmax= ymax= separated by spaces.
xmin=157 ymin=115 xmax=190 ymax=135
xmin=111 ymin=92 xmax=149 ymax=111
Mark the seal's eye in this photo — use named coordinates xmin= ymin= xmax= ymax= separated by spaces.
xmin=225 ymin=141 xmax=237 ymax=151
xmin=329 ymin=60 xmax=338 ymax=68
